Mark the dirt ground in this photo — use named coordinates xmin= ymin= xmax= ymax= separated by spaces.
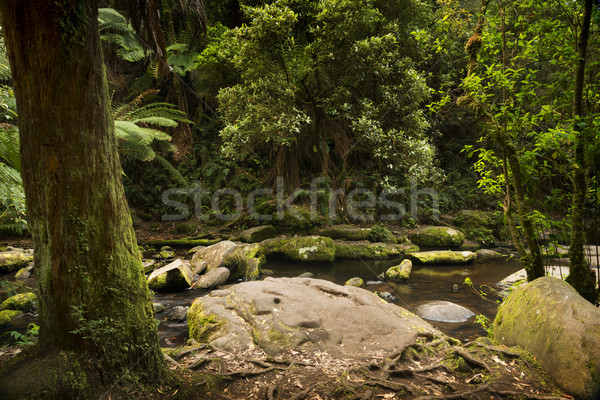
xmin=159 ymin=335 xmax=568 ymax=400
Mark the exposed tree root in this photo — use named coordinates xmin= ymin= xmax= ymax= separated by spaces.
xmin=179 ymin=334 xmax=567 ymax=399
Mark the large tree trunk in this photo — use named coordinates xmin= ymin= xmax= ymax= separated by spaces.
xmin=1 ymin=0 xmax=166 ymax=384
xmin=567 ymin=0 xmax=597 ymax=303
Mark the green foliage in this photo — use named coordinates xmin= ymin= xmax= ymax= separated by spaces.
xmin=207 ymin=0 xmax=440 ymax=188
xmin=113 ymin=91 xmax=190 ymax=186
xmin=369 ymin=223 xmax=396 ymax=243
xmin=98 ymin=8 xmax=146 ymax=62
xmin=9 ymin=323 xmax=39 ymax=345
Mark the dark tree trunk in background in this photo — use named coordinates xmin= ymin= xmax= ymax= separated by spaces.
xmin=567 ymin=0 xmax=598 ymax=303
xmin=0 ymin=0 xmax=166 ymax=386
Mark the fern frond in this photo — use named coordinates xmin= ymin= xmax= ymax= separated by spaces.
xmin=131 ymin=116 xmax=179 ymax=127
xmin=154 ymin=155 xmax=189 ymax=187
xmin=0 ymin=127 xmax=20 ymax=172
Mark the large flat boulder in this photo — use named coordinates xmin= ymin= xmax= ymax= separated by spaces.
xmin=493 ymin=277 xmax=600 ymax=399
xmin=188 ymin=277 xmax=440 ymax=357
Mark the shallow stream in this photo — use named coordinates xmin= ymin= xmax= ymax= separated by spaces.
xmin=0 ymin=256 xmax=523 ymax=347
xmin=153 ymin=256 xmax=523 ymax=347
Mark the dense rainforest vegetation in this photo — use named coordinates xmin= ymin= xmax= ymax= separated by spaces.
xmin=0 ymin=0 xmax=599 ymax=398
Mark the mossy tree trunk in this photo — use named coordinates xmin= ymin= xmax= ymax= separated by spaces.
xmin=0 ymin=0 xmax=166 ymax=385
xmin=566 ymin=0 xmax=598 ymax=303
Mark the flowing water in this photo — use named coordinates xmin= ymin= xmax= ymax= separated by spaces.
xmin=1 ymin=256 xmax=523 ymax=347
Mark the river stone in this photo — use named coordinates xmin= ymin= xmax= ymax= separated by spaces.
xmin=147 ymin=259 xmax=193 ymax=292
xmin=0 ymin=250 xmax=33 ymax=273
xmin=239 ymin=225 xmax=277 ymax=243
xmin=409 ymin=226 xmax=465 ymax=248
xmin=187 ymin=277 xmax=440 ymax=357
xmin=261 ymin=236 xmax=336 ymax=262
xmin=493 ymin=277 xmax=600 ymax=399
xmin=192 ymin=267 xmax=230 ymax=289
xmin=344 ymin=277 xmax=364 ymax=287
xmin=191 ymin=240 xmax=237 ymax=272
xmin=318 ymin=226 xmax=371 ymax=241
xmin=385 ymin=259 xmax=412 ymax=281
xmin=14 ymin=267 xmax=31 ymax=280
xmin=142 ymin=259 xmax=156 ymax=274
xmin=222 ymin=243 xmax=265 ymax=281
xmin=0 ymin=292 xmax=37 ymax=312
xmin=406 ymin=250 xmax=476 ymax=265
xmin=475 ymin=249 xmax=505 ymax=260
xmin=167 ymin=306 xmax=189 ymax=321
xmin=414 ymin=301 xmax=475 ymax=323
xmin=0 ymin=309 xmax=23 ymax=327
xmin=333 ymin=241 xmax=415 ymax=260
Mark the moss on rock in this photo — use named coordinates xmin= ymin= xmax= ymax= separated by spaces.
xmin=187 ymin=304 xmax=226 ymax=343
xmin=493 ymin=277 xmax=600 ymax=399
xmin=0 ymin=292 xmax=37 ymax=312
xmin=239 ymin=225 xmax=277 ymax=243
xmin=0 ymin=251 xmax=33 ymax=273
xmin=0 ymin=309 xmax=23 ymax=326
xmin=409 ymin=226 xmax=466 ymax=248
xmin=385 ymin=259 xmax=412 ymax=281
xmin=262 ymin=236 xmax=336 ymax=262
xmin=318 ymin=226 xmax=372 ymax=241
xmin=147 ymin=259 xmax=193 ymax=292
xmin=406 ymin=251 xmax=476 ymax=265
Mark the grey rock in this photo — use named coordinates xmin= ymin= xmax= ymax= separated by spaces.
xmin=493 ymin=277 xmax=600 ymax=399
xmin=414 ymin=301 xmax=475 ymax=323
xmin=188 ymin=277 xmax=440 ymax=357
xmin=191 ymin=240 xmax=237 ymax=272
xmin=344 ymin=277 xmax=364 ymax=287
xmin=167 ymin=305 xmax=189 ymax=321
xmin=153 ymin=303 xmax=165 ymax=313
xmin=192 ymin=267 xmax=230 ymax=289
xmin=147 ymin=259 xmax=193 ymax=292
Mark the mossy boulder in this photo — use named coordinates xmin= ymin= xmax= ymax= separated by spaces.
xmin=406 ymin=250 xmax=476 ymax=265
xmin=453 ymin=210 xmax=496 ymax=227
xmin=333 ymin=241 xmax=417 ymax=260
xmin=345 ymin=277 xmax=364 ymax=287
xmin=14 ymin=267 xmax=31 ymax=280
xmin=385 ymin=259 xmax=412 ymax=282
xmin=451 ymin=210 xmax=506 ymax=246
xmin=147 ymin=259 xmax=193 ymax=292
xmin=0 ymin=292 xmax=37 ymax=312
xmin=318 ymin=226 xmax=371 ymax=241
xmin=239 ymin=225 xmax=277 ymax=243
xmin=475 ymin=249 xmax=505 ymax=260
xmin=368 ymin=224 xmax=396 ymax=243
xmin=493 ymin=277 xmax=600 ymax=399
xmin=222 ymin=243 xmax=265 ymax=281
xmin=261 ymin=236 xmax=335 ymax=262
xmin=0 ymin=309 xmax=23 ymax=327
xmin=409 ymin=226 xmax=465 ymax=248
xmin=0 ymin=250 xmax=33 ymax=273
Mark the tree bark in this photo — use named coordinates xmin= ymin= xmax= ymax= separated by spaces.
xmin=567 ymin=0 xmax=597 ymax=303
xmin=0 ymin=0 xmax=166 ymax=384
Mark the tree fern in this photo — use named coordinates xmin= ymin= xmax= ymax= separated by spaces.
xmin=113 ymin=91 xmax=191 ymax=185
xmin=98 ymin=8 xmax=146 ymax=62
